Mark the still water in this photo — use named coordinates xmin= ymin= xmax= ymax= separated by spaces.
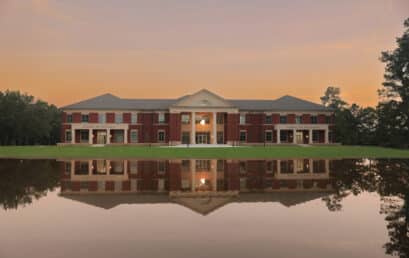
xmin=0 ymin=158 xmax=408 ymax=258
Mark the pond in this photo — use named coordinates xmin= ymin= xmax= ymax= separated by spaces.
xmin=0 ymin=158 xmax=408 ymax=258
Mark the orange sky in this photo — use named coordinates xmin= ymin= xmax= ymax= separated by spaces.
xmin=1 ymin=0 xmax=408 ymax=107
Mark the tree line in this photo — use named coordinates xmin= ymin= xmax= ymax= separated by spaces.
xmin=0 ymin=90 xmax=61 ymax=145
xmin=321 ymin=17 xmax=409 ymax=148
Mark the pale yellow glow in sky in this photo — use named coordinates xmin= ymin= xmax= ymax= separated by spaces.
xmin=0 ymin=0 xmax=408 ymax=107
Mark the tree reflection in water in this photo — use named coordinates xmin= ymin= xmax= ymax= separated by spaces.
xmin=328 ymin=159 xmax=409 ymax=257
xmin=0 ymin=159 xmax=60 ymax=210
xmin=0 ymin=158 xmax=408 ymax=256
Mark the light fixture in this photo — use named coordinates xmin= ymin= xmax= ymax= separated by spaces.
xmin=200 ymin=119 xmax=206 ymax=125
xmin=200 ymin=178 xmax=206 ymax=185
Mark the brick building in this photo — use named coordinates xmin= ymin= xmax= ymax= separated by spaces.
xmin=60 ymin=89 xmax=335 ymax=145
xmin=60 ymin=158 xmax=333 ymax=214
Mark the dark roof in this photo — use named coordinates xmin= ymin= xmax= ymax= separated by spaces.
xmin=59 ymin=191 xmax=332 ymax=214
xmin=61 ymin=92 xmax=332 ymax=112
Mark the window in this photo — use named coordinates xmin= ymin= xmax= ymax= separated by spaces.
xmin=217 ymin=113 xmax=224 ymax=124
xmin=181 ymin=114 xmax=190 ymax=124
xmin=111 ymin=161 xmax=124 ymax=174
xmin=76 ymin=161 xmax=89 ymax=175
xmin=129 ymin=161 xmax=138 ymax=174
xmin=217 ymin=160 xmax=224 ymax=172
xmin=80 ymin=130 xmax=89 ymax=142
xmin=158 ymin=113 xmax=165 ymax=123
xmin=310 ymin=116 xmax=318 ymax=124
xmin=239 ymin=161 xmax=246 ymax=174
xmin=113 ymin=130 xmax=124 ymax=143
xmin=280 ymin=130 xmax=288 ymax=142
xmin=280 ymin=160 xmax=294 ymax=174
xmin=313 ymin=160 xmax=326 ymax=173
xmin=266 ymin=161 xmax=273 ymax=173
xmin=195 ymin=114 xmax=209 ymax=124
xmin=115 ymin=113 xmax=123 ymax=123
xmin=99 ymin=113 xmax=105 ymax=123
xmin=81 ymin=114 xmax=89 ymax=123
xmin=329 ymin=129 xmax=335 ymax=143
xmin=182 ymin=132 xmax=190 ymax=144
xmin=296 ymin=116 xmax=301 ymax=124
xmin=265 ymin=115 xmax=272 ymax=124
xmin=240 ymin=114 xmax=246 ymax=125
xmin=217 ymin=131 xmax=224 ymax=144
xmin=65 ymin=162 xmax=71 ymax=174
xmin=265 ymin=131 xmax=272 ymax=142
xmin=130 ymin=130 xmax=138 ymax=143
xmin=66 ymin=114 xmax=73 ymax=123
xmin=181 ymin=160 xmax=190 ymax=172
xmin=65 ymin=130 xmax=72 ymax=142
xmin=158 ymin=130 xmax=165 ymax=142
xmin=312 ymin=130 xmax=320 ymax=142
xmin=158 ymin=161 xmax=166 ymax=173
xmin=325 ymin=116 xmax=331 ymax=124
xmin=239 ymin=130 xmax=247 ymax=142
xmin=196 ymin=160 xmax=211 ymax=170
xmin=280 ymin=116 xmax=287 ymax=124
xmin=131 ymin=113 xmax=138 ymax=124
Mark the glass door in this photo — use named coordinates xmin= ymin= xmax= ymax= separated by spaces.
xmin=196 ymin=133 xmax=210 ymax=144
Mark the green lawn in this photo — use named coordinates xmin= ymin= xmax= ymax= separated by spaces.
xmin=0 ymin=145 xmax=408 ymax=159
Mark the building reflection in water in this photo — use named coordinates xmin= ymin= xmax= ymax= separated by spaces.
xmin=60 ymin=159 xmax=333 ymax=215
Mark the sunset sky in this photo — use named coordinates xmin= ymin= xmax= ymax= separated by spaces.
xmin=1 ymin=0 xmax=408 ymax=107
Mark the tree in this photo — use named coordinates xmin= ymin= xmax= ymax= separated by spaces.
xmin=321 ymin=87 xmax=378 ymax=145
xmin=0 ymin=90 xmax=61 ymax=145
xmin=378 ymin=17 xmax=409 ymax=147
xmin=320 ymin=86 xmax=347 ymax=110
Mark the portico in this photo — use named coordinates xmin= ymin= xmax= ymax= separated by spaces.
xmin=170 ymin=89 xmax=239 ymax=145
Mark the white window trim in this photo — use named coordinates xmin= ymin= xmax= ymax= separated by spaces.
xmin=158 ymin=129 xmax=166 ymax=142
xmin=239 ymin=130 xmax=247 ymax=142
xmin=115 ymin=112 xmax=123 ymax=124
xmin=130 ymin=129 xmax=138 ymax=143
xmin=81 ymin=113 xmax=89 ymax=123
xmin=131 ymin=112 xmax=138 ymax=124
xmin=239 ymin=113 xmax=246 ymax=125
xmin=265 ymin=130 xmax=273 ymax=142
xmin=158 ymin=113 xmax=165 ymax=123
xmin=181 ymin=114 xmax=190 ymax=124
xmin=65 ymin=129 xmax=72 ymax=142
xmin=99 ymin=112 xmax=106 ymax=124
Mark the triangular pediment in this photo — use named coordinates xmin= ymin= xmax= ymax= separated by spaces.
xmin=172 ymin=196 xmax=235 ymax=215
xmin=171 ymin=89 xmax=235 ymax=108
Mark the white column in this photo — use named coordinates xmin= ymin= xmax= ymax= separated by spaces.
xmin=107 ymin=160 xmax=111 ymax=175
xmin=324 ymin=129 xmax=329 ymax=144
xmin=124 ymin=129 xmax=128 ymax=144
xmin=212 ymin=112 xmax=217 ymax=144
xmin=309 ymin=130 xmax=313 ymax=144
xmin=191 ymin=160 xmax=196 ymax=191
xmin=107 ymin=129 xmax=111 ymax=144
xmin=277 ymin=160 xmax=281 ymax=174
xmin=88 ymin=160 xmax=93 ymax=175
xmin=191 ymin=112 xmax=196 ymax=144
xmin=277 ymin=130 xmax=281 ymax=144
xmin=70 ymin=160 xmax=75 ymax=174
xmin=293 ymin=129 xmax=296 ymax=143
xmin=71 ymin=129 xmax=75 ymax=144
xmin=88 ymin=129 xmax=93 ymax=144
xmin=211 ymin=160 xmax=217 ymax=191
